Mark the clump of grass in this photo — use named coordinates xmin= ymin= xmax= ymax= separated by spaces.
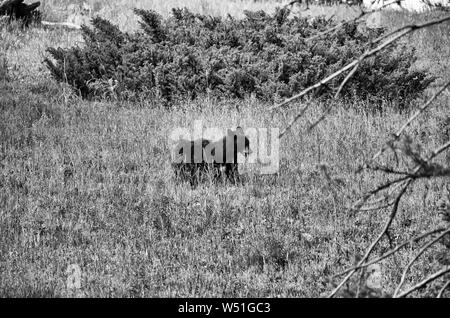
xmin=0 ymin=53 xmax=8 ymax=81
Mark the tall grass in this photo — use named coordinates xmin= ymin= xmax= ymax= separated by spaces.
xmin=40 ymin=0 xmax=291 ymax=31
xmin=38 ymin=0 xmax=365 ymax=31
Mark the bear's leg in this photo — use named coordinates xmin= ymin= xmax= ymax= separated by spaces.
xmin=225 ymin=163 xmax=239 ymax=184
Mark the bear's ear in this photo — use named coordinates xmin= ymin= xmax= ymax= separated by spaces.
xmin=235 ymin=126 xmax=244 ymax=135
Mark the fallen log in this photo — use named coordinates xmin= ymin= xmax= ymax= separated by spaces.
xmin=41 ymin=20 xmax=81 ymax=30
xmin=0 ymin=0 xmax=41 ymax=26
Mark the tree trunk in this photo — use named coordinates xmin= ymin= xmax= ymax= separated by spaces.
xmin=0 ymin=0 xmax=41 ymax=26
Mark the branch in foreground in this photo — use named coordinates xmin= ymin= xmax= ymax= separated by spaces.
xmin=304 ymin=0 xmax=409 ymax=42
xmin=437 ymin=280 xmax=450 ymax=298
xmin=368 ymin=79 xmax=450 ymax=166
xmin=334 ymin=138 xmax=450 ymax=297
xmin=350 ymin=177 xmax=410 ymax=212
xmin=354 ymin=138 xmax=450 ymax=212
xmin=0 ymin=0 xmax=41 ymax=26
xmin=368 ymin=163 xmax=450 ymax=179
xmin=41 ymin=20 xmax=81 ymax=30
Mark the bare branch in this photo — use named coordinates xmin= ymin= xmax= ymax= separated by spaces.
xmin=335 ymin=63 xmax=358 ymax=99
xmin=393 ymin=228 xmax=450 ymax=297
xmin=373 ymin=15 xmax=450 ymax=44
xmin=270 ymin=15 xmax=450 ymax=140
xmin=354 ymin=138 xmax=450 ymax=212
xmin=366 ymin=164 xmax=411 ymax=175
xmin=329 ymin=180 xmax=412 ymax=297
xmin=323 ymin=0 xmax=450 ymax=300
xmin=305 ymin=0 xmax=409 ymax=42
xmin=269 ymin=59 xmax=358 ymax=112
xmin=306 ymin=102 xmax=334 ymax=133
xmin=368 ymin=79 xmax=450 ymax=165
xmin=395 ymin=266 xmax=450 ymax=298
xmin=355 ymin=201 xmax=397 ymax=212
xmin=41 ymin=20 xmax=81 ymax=30
xmin=334 ymin=228 xmax=448 ymax=277
xmin=426 ymin=140 xmax=450 ymax=163
xmin=350 ymin=177 xmax=410 ymax=212
xmin=368 ymin=163 xmax=450 ymax=179
xmin=437 ymin=280 xmax=450 ymax=298
xmin=306 ymin=21 xmax=345 ymax=42
xmin=278 ymin=99 xmax=312 ymax=139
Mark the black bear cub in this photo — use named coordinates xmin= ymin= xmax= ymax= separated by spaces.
xmin=172 ymin=127 xmax=251 ymax=187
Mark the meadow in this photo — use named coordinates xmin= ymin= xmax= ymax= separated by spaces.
xmin=0 ymin=0 xmax=449 ymax=297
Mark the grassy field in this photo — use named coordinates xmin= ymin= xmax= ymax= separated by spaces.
xmin=1 ymin=0 xmax=449 ymax=297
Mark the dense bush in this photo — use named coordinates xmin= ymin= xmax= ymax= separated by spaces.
xmin=45 ymin=7 xmax=433 ymax=108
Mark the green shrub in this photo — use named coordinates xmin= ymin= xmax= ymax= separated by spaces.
xmin=45 ymin=7 xmax=433 ymax=109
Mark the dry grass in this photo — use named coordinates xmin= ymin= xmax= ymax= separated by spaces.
xmin=0 ymin=0 xmax=449 ymax=297
xmin=38 ymin=0 xmax=364 ymax=31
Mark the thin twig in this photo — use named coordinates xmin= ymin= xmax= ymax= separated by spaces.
xmin=350 ymin=177 xmax=410 ymax=212
xmin=366 ymin=164 xmax=411 ymax=175
xmin=366 ymin=79 xmax=450 ymax=167
xmin=41 ymin=21 xmax=82 ymax=30
xmin=335 ymin=63 xmax=358 ymax=99
xmin=269 ymin=59 xmax=358 ymax=112
xmin=328 ymin=180 xmax=412 ymax=297
xmin=306 ymin=102 xmax=335 ymax=133
xmin=338 ymin=138 xmax=450 ymax=297
xmin=395 ymin=266 xmax=450 ymax=298
xmin=354 ymin=201 xmax=396 ymax=212
xmin=270 ymin=15 xmax=450 ymax=139
xmin=354 ymin=138 xmax=450 ymax=212
xmin=368 ymin=164 xmax=450 ymax=179
xmin=305 ymin=0 xmax=409 ymax=42
xmin=334 ymin=228 xmax=447 ymax=277
xmin=393 ymin=228 xmax=450 ymax=297
xmin=437 ymin=280 xmax=450 ymax=298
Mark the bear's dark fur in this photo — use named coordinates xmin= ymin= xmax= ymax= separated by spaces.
xmin=172 ymin=127 xmax=251 ymax=187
